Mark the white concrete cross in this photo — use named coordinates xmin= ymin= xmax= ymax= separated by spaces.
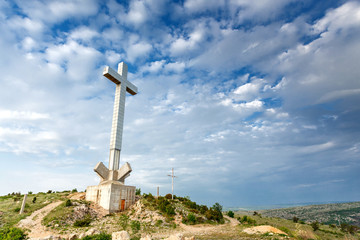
xmin=103 ymin=62 xmax=138 ymax=171
xmin=94 ymin=62 xmax=137 ymax=183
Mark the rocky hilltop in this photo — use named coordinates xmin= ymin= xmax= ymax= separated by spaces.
xmin=0 ymin=191 xmax=359 ymax=239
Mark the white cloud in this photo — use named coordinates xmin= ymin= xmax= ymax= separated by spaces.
xmin=169 ymin=25 xmax=206 ymax=56
xmin=221 ymin=98 xmax=263 ymax=115
xmin=45 ymin=40 xmax=102 ymax=81
xmin=0 ymin=110 xmax=49 ymax=120
xmin=317 ymin=89 xmax=360 ymax=104
xmin=141 ymin=60 xmax=166 ymax=73
xmin=8 ymin=16 xmax=44 ymax=35
xmin=313 ymin=2 xmax=360 ymax=34
xmin=184 ymin=0 xmax=226 ymax=13
xmin=127 ymin=0 xmax=148 ymax=25
xmin=233 ymin=81 xmax=262 ymax=101
xmin=105 ymin=50 xmax=122 ymax=65
xmin=299 ymin=142 xmax=335 ymax=154
xmin=21 ymin=37 xmax=37 ymax=51
xmin=164 ymin=62 xmax=186 ymax=73
xmin=273 ymin=2 xmax=360 ymax=111
xmin=14 ymin=0 xmax=99 ymax=23
xmin=70 ymin=27 xmax=99 ymax=41
xmin=127 ymin=42 xmax=152 ymax=62
xmin=229 ymin=0 xmax=293 ymax=23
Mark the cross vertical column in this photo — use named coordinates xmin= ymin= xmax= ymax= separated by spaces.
xmin=109 ymin=62 xmax=128 ymax=171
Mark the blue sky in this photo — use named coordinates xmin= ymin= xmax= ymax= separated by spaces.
xmin=0 ymin=0 xmax=359 ymax=207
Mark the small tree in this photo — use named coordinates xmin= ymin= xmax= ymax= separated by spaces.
xmin=311 ymin=221 xmax=319 ymax=231
xmin=187 ymin=213 xmax=196 ymax=225
xmin=135 ymin=188 xmax=141 ymax=195
xmin=32 ymin=197 xmax=37 ymax=203
xmin=227 ymin=211 xmax=234 ymax=218
xmin=65 ymin=199 xmax=72 ymax=207
xmin=292 ymin=216 xmax=299 ymax=223
xmin=212 ymin=202 xmax=222 ymax=212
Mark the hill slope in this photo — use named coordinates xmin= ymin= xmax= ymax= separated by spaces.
xmin=1 ymin=192 xmax=360 ymax=239
xmin=260 ymin=201 xmax=360 ymax=227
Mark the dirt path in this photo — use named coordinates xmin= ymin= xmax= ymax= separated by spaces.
xmin=18 ymin=201 xmax=63 ymax=239
xmin=180 ymin=216 xmax=238 ymax=234
xmin=149 ymin=216 xmax=240 ymax=239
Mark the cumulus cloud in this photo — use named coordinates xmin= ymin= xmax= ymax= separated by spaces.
xmin=45 ymin=40 xmax=102 ymax=81
xmin=70 ymin=26 xmax=99 ymax=42
xmin=14 ymin=0 xmax=99 ymax=23
xmin=273 ymin=1 xmax=360 ymax=116
xmin=184 ymin=0 xmax=226 ymax=13
xmin=127 ymin=41 xmax=152 ymax=62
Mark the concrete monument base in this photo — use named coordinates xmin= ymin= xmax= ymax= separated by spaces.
xmin=86 ymin=181 xmax=135 ymax=213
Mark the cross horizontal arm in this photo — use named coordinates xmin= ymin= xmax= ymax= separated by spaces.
xmin=103 ymin=66 xmax=138 ymax=95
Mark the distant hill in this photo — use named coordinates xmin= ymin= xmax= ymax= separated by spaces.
xmin=259 ymin=201 xmax=360 ymax=227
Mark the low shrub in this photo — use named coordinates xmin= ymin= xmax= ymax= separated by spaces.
xmin=340 ymin=223 xmax=358 ymax=234
xmin=278 ymin=226 xmax=292 ymax=236
xmin=130 ymin=220 xmax=141 ymax=234
xmin=199 ymin=205 xmax=208 ymax=214
xmin=238 ymin=215 xmax=256 ymax=225
xmin=74 ymin=216 xmax=92 ymax=227
xmin=186 ymin=213 xmax=196 ymax=225
xmin=227 ymin=211 xmax=234 ymax=218
xmin=65 ymin=199 xmax=72 ymax=207
xmin=0 ymin=227 xmax=27 ymax=240
xmin=292 ymin=216 xmax=299 ymax=223
xmin=204 ymin=203 xmax=223 ymax=222
xmin=143 ymin=193 xmax=155 ymax=202
xmin=155 ymin=220 xmax=163 ymax=227
xmin=119 ymin=214 xmax=129 ymax=230
xmin=157 ymin=198 xmax=176 ymax=216
xmin=311 ymin=221 xmax=319 ymax=231
xmin=32 ymin=197 xmax=37 ymax=203
xmin=81 ymin=233 xmax=111 ymax=240
xmin=165 ymin=193 xmax=172 ymax=199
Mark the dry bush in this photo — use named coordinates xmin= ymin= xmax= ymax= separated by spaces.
xmin=296 ymin=229 xmax=316 ymax=240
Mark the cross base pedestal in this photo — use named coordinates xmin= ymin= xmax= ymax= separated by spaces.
xmin=86 ymin=181 xmax=135 ymax=213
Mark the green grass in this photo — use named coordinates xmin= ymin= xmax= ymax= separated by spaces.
xmin=0 ymin=192 xmax=67 ymax=228
xmin=42 ymin=200 xmax=79 ymax=229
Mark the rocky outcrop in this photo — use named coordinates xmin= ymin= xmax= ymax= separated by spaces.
xmin=163 ymin=233 xmax=195 ymax=240
xmin=112 ymin=231 xmax=131 ymax=240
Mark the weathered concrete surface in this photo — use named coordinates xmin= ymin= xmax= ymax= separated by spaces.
xmin=86 ymin=181 xmax=135 ymax=212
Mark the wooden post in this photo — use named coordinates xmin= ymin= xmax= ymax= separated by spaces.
xmin=19 ymin=194 xmax=27 ymax=214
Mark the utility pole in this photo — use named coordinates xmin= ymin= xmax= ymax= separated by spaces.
xmin=167 ymin=168 xmax=177 ymax=200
